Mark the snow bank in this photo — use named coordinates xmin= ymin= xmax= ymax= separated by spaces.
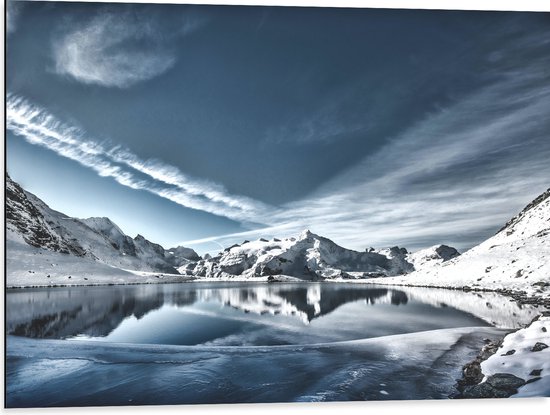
xmin=481 ymin=315 xmax=550 ymax=397
xmin=6 ymin=239 xmax=191 ymax=288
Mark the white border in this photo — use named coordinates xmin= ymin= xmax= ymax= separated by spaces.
xmin=2 ymin=1 xmax=550 ymax=414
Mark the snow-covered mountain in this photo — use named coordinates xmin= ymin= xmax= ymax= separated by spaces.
xmin=6 ymin=175 xmax=199 ymax=284
xmin=13 ymin=174 xmax=546 ymax=295
xmin=6 ymin=175 xmax=430 ymax=285
xmin=405 ymin=244 xmax=460 ymax=270
xmin=373 ymin=188 xmax=550 ymax=297
xmin=6 ymin=175 xmax=86 ymax=256
xmin=164 ymin=246 xmax=201 ymax=267
xmin=180 ymin=230 xmax=415 ymax=281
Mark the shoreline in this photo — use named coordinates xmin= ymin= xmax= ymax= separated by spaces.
xmin=7 ymin=276 xmax=550 ymax=306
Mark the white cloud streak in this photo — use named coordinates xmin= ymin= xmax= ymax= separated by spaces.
xmin=181 ymin=46 xmax=550 ymax=252
xmin=52 ymin=10 xmax=191 ymax=88
xmin=8 ymin=61 xmax=550 ymax=254
xmin=10 ymin=23 xmax=550 ymax=254
xmin=8 ymin=77 xmax=550 ymax=254
xmin=261 ymin=70 xmax=550 ymax=251
xmin=7 ymin=95 xmax=271 ymax=222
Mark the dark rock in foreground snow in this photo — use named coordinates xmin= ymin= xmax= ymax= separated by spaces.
xmin=531 ymin=342 xmax=548 ymax=352
xmin=460 ymin=373 xmax=526 ymax=399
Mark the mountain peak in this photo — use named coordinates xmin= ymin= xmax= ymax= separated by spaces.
xmin=298 ymin=229 xmax=315 ymax=240
xmin=82 ymin=216 xmax=121 ymax=231
xmin=166 ymin=245 xmax=200 ymax=262
xmin=6 ymin=176 xmax=192 ymax=275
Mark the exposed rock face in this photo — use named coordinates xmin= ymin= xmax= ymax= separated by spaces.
xmin=498 ymin=188 xmax=550 ymax=235
xmin=165 ymin=246 xmax=201 ymax=267
xmin=460 ymin=374 xmax=526 ymax=399
xmin=435 ymin=245 xmax=460 ymax=261
xmin=455 ymin=338 xmax=502 ymax=396
xmin=6 ymin=174 xmax=85 ymax=256
xmin=531 ymin=342 xmax=548 ymax=352
xmin=6 ymin=175 xmax=197 ymax=274
xmin=181 ymin=230 xmax=415 ymax=280
xmin=405 ymin=244 xmax=461 ymax=271
xmin=456 ymin=348 xmax=529 ymax=399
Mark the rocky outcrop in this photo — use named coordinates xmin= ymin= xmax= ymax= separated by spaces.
xmin=405 ymin=244 xmax=461 ymax=271
xmin=165 ymin=246 xmax=201 ymax=267
xmin=498 ymin=188 xmax=550 ymax=235
xmin=454 ymin=337 xmax=528 ymax=399
xmin=459 ymin=373 xmax=526 ymax=398
xmin=6 ymin=174 xmax=197 ymax=275
xmin=180 ymin=230 xmax=415 ymax=280
xmin=6 ymin=174 xmax=86 ymax=256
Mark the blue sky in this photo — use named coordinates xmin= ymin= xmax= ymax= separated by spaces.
xmin=6 ymin=1 xmax=550 ymax=254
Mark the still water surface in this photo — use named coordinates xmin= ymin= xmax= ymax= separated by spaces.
xmin=7 ymin=282 xmax=491 ymax=345
xmin=8 ymin=282 xmax=531 ymax=407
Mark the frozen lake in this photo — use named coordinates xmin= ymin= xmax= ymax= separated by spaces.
xmin=5 ymin=282 xmax=541 ymax=407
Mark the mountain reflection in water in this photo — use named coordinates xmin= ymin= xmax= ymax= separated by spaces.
xmin=7 ymin=284 xmax=404 ymax=339
xmin=6 ymin=282 xmax=541 ymax=347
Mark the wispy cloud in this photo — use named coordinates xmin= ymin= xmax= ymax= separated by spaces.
xmin=7 ymin=95 xmax=271 ymax=222
xmin=183 ymin=35 xmax=550 ymax=253
xmin=263 ymin=87 xmax=368 ymax=145
xmin=52 ymin=8 xmax=200 ymax=88
xmin=10 ymin=17 xmax=550 ymax=255
xmin=262 ymin=59 xmax=550 ymax=251
xmin=9 ymin=61 xmax=550 ymax=253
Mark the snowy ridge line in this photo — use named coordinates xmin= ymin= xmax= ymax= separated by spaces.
xmin=360 ymin=186 xmax=550 ymax=299
xmin=6 ymin=171 xmax=550 ymax=298
xmin=497 ymin=188 xmax=550 ymax=234
xmin=6 ymin=173 xmax=202 ymax=282
xmin=7 ymin=327 xmax=505 ymax=357
xmin=181 ymin=230 xmax=415 ymax=281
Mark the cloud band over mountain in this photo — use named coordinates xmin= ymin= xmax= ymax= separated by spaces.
xmin=7 ymin=95 xmax=270 ymax=222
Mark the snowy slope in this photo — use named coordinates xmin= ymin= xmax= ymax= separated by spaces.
xmin=6 ymin=238 xmax=192 ymax=287
xmin=369 ymin=189 xmax=550 ymax=298
xmin=6 ymin=175 xmax=199 ymax=285
xmin=24 ymin=191 xmax=178 ymax=273
xmin=6 ymin=176 xmax=85 ymax=256
xmin=182 ymin=230 xmax=414 ymax=281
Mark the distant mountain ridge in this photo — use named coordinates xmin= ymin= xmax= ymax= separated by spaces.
xmin=5 ymin=174 xmax=549 ymax=298
xmin=376 ymin=187 xmax=550 ymax=297
xmin=6 ymin=174 xmax=199 ymax=275
xmin=181 ymin=230 xmax=417 ymax=280
xmin=7 ymin=174 xmax=474 ymax=285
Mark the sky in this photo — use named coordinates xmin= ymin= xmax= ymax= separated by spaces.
xmin=6 ymin=1 xmax=550 ymax=255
